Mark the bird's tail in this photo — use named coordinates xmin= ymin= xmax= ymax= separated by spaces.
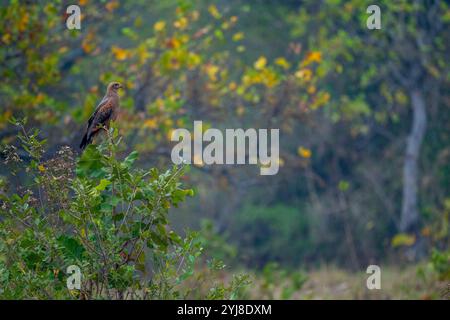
xmin=79 ymin=131 xmax=93 ymax=152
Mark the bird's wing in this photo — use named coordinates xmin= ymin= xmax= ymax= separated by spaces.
xmin=87 ymin=96 xmax=110 ymax=128
xmin=90 ymin=99 xmax=115 ymax=131
xmin=80 ymin=96 xmax=115 ymax=150
xmin=96 ymin=101 xmax=114 ymax=122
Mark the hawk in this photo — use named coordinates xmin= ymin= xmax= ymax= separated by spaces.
xmin=80 ymin=82 xmax=122 ymax=151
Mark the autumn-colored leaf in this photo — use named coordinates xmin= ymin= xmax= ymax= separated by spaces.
xmin=307 ymin=85 xmax=316 ymax=94
xmin=144 ymin=118 xmax=158 ymax=129
xmin=275 ymin=57 xmax=290 ymax=69
xmin=254 ymin=56 xmax=267 ymax=70
xmin=204 ymin=64 xmax=219 ymax=81
xmin=165 ymin=38 xmax=181 ymax=49
xmin=190 ymin=10 xmax=200 ymax=21
xmin=232 ymin=32 xmax=244 ymax=42
xmin=297 ymin=147 xmax=312 ymax=158
xmin=105 ymin=0 xmax=119 ymax=12
xmin=154 ymin=21 xmax=166 ymax=32
xmin=81 ymin=32 xmax=96 ymax=53
xmin=302 ymin=51 xmax=322 ymax=66
xmin=18 ymin=12 xmax=29 ymax=32
xmin=391 ymin=233 xmax=416 ymax=247
xmin=111 ymin=46 xmax=129 ymax=61
xmin=236 ymin=106 xmax=245 ymax=116
xmin=174 ymin=17 xmax=188 ymax=30
xmin=295 ymin=68 xmax=312 ymax=81
xmin=2 ymin=33 xmax=11 ymax=45
xmin=208 ymin=5 xmax=221 ymax=19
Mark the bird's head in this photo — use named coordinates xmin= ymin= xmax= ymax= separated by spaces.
xmin=107 ymin=81 xmax=123 ymax=94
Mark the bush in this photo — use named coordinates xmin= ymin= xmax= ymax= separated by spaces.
xmin=0 ymin=120 xmax=249 ymax=299
xmin=258 ymin=262 xmax=308 ymax=299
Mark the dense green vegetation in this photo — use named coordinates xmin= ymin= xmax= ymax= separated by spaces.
xmin=0 ymin=0 xmax=448 ymax=299
xmin=0 ymin=121 xmax=249 ymax=299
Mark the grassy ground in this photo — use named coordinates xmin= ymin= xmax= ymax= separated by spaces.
xmin=244 ymin=264 xmax=449 ymax=300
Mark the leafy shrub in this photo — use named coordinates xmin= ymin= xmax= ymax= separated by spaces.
xmin=429 ymin=249 xmax=450 ymax=281
xmin=257 ymin=262 xmax=308 ymax=299
xmin=0 ymin=120 xmax=248 ymax=299
xmin=197 ymin=219 xmax=237 ymax=263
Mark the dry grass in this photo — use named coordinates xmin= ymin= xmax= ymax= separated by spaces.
xmin=245 ymin=264 xmax=449 ymax=300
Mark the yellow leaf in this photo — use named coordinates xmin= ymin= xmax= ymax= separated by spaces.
xmin=208 ymin=5 xmax=221 ymax=19
xmin=303 ymin=51 xmax=322 ymax=66
xmin=165 ymin=37 xmax=181 ymax=49
xmin=275 ymin=57 xmax=290 ymax=70
xmin=307 ymin=85 xmax=316 ymax=94
xmin=391 ymin=233 xmax=416 ymax=247
xmin=82 ymin=42 xmax=93 ymax=53
xmin=174 ymin=17 xmax=188 ymax=30
xmin=187 ymin=52 xmax=201 ymax=69
xmin=81 ymin=32 xmax=95 ymax=53
xmin=297 ymin=147 xmax=311 ymax=158
xmin=190 ymin=10 xmax=200 ymax=21
xmin=105 ymin=0 xmax=119 ymax=12
xmin=2 ymin=33 xmax=11 ymax=45
xmin=38 ymin=165 xmax=46 ymax=172
xmin=154 ymin=21 xmax=166 ymax=32
xmin=164 ymin=118 xmax=173 ymax=127
xmin=254 ymin=56 xmax=267 ymax=70
xmin=18 ymin=12 xmax=29 ymax=32
xmin=58 ymin=46 xmax=69 ymax=54
xmin=137 ymin=46 xmax=151 ymax=64
xmin=236 ymin=106 xmax=245 ymax=116
xmin=144 ymin=118 xmax=158 ymax=129
xmin=204 ymin=64 xmax=219 ymax=81
xmin=111 ymin=46 xmax=129 ymax=61
xmin=232 ymin=32 xmax=244 ymax=42
xmin=395 ymin=90 xmax=408 ymax=106
xmin=35 ymin=93 xmax=45 ymax=104
xmin=295 ymin=68 xmax=312 ymax=81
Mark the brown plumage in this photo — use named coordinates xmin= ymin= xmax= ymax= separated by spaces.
xmin=80 ymin=82 xmax=122 ymax=151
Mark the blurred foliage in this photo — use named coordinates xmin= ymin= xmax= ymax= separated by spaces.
xmin=258 ymin=262 xmax=308 ymax=299
xmin=231 ymin=204 xmax=313 ymax=267
xmin=197 ymin=219 xmax=237 ymax=263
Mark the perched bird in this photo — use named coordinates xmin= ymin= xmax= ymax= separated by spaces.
xmin=80 ymin=82 xmax=122 ymax=151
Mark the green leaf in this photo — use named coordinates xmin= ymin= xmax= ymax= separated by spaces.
xmin=96 ymin=179 xmax=111 ymax=191
xmin=391 ymin=233 xmax=416 ymax=247
xmin=123 ymin=151 xmax=139 ymax=168
xmin=76 ymin=145 xmax=105 ymax=178
xmin=57 ymin=235 xmax=85 ymax=260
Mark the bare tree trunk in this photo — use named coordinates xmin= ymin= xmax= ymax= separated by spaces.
xmin=400 ymin=90 xmax=427 ymax=232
